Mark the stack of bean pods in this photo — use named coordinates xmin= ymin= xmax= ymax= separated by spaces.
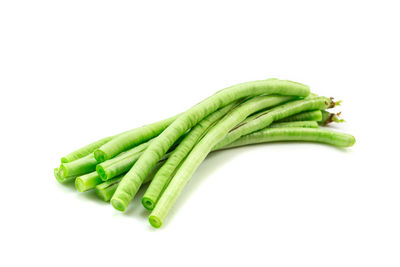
xmin=55 ymin=79 xmax=355 ymax=228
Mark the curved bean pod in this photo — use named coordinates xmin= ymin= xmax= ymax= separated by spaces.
xmin=91 ymin=120 xmax=318 ymax=200
xmin=111 ymin=79 xmax=310 ymax=212
xmin=142 ymin=95 xmax=294 ymax=210
xmin=149 ymin=126 xmax=355 ymax=228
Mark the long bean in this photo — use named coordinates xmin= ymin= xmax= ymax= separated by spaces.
xmin=148 ymin=94 xmax=321 ymax=227
xmin=141 ymin=95 xmax=294 ymax=210
xmin=149 ymin=126 xmax=355 ymax=228
xmin=148 ymin=96 xmax=335 ymax=227
xmin=94 ymin=121 xmax=318 ymax=202
xmin=111 ymin=79 xmax=310 ymax=212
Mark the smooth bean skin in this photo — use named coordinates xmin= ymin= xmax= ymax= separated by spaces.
xmin=112 ymin=79 xmax=310 ymax=212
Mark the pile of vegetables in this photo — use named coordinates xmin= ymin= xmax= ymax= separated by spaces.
xmin=55 ymin=78 xmax=355 ymax=228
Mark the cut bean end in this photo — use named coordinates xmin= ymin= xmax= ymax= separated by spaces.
xmin=96 ymin=165 xmax=107 ymax=181
xmin=59 ymin=164 xmax=68 ymax=178
xmin=142 ymin=197 xmax=155 ymax=211
xmin=111 ymin=198 xmax=127 ymax=212
xmin=54 ymin=168 xmax=62 ymax=183
xmin=149 ymin=215 xmax=162 ymax=228
xmin=75 ymin=177 xmax=86 ymax=192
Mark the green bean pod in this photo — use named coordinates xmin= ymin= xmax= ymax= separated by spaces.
xmin=148 ymin=94 xmax=320 ymax=227
xmin=149 ymin=126 xmax=355 ymax=228
xmin=142 ymin=95 xmax=294 ymax=210
xmin=112 ymin=79 xmax=310 ymax=212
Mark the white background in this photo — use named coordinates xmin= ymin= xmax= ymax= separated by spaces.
xmin=1 ymin=1 xmax=399 ymax=266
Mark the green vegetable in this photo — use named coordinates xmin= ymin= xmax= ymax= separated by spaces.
xmin=149 ymin=126 xmax=355 ymax=228
xmin=148 ymin=94 xmax=322 ymax=227
xmin=142 ymin=95 xmax=294 ymax=210
xmin=111 ymin=79 xmax=310 ymax=212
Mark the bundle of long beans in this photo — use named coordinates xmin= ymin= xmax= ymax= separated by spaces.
xmin=55 ymin=78 xmax=355 ymax=228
